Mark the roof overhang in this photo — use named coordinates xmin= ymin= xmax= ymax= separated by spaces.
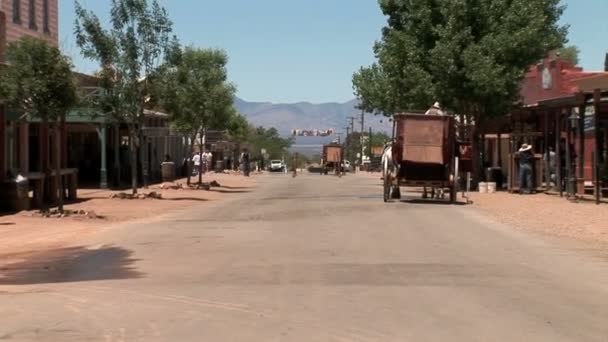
xmin=572 ymin=73 xmax=608 ymax=93
xmin=537 ymin=95 xmax=578 ymax=108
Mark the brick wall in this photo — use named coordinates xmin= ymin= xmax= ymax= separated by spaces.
xmin=0 ymin=0 xmax=57 ymax=61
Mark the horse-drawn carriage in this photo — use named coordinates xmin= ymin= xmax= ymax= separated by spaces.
xmin=321 ymin=143 xmax=344 ymax=176
xmin=382 ymin=112 xmax=470 ymax=203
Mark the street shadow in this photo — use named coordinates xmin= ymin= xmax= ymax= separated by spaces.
xmin=208 ymin=189 xmax=253 ymax=194
xmin=162 ymin=197 xmax=209 ymax=202
xmin=64 ymin=196 xmax=109 ymax=205
xmin=219 ymin=186 xmax=254 ymax=190
xmin=0 ymin=222 xmax=16 ymax=226
xmin=0 ymin=245 xmax=143 ymax=285
xmin=399 ymin=198 xmax=467 ymax=206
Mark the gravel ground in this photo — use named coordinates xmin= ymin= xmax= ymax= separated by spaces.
xmin=469 ymin=192 xmax=608 ymax=245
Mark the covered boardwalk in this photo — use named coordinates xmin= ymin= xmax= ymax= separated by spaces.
xmin=502 ymin=55 xmax=608 ymax=203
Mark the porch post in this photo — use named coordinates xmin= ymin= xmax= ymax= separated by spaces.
xmin=594 ymin=89 xmax=602 ymax=204
xmin=578 ymin=102 xmax=586 ymax=195
xmin=566 ymin=115 xmax=572 ymax=197
xmin=544 ymin=111 xmax=550 ymax=191
xmin=555 ymin=112 xmax=562 ymax=196
xmin=114 ymin=124 xmax=121 ymax=188
xmin=19 ymin=122 xmax=29 ymax=174
xmin=0 ymin=105 xmax=5 ymax=181
xmin=97 ymin=124 xmax=108 ymax=189
xmin=61 ymin=114 xmax=67 ymax=168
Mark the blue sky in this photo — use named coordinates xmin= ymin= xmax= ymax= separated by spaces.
xmin=59 ymin=0 xmax=608 ymax=104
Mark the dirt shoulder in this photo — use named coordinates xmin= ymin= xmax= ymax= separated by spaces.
xmin=353 ymin=171 xmax=608 ymax=245
xmin=0 ymin=173 xmax=256 ymax=256
xmin=469 ymin=192 xmax=608 ymax=245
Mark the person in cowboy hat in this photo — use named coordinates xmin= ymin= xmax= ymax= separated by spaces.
xmin=425 ymin=102 xmax=444 ymax=116
xmin=517 ymin=143 xmax=534 ymax=194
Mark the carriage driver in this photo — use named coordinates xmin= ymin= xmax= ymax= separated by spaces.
xmin=425 ymin=101 xmax=445 ymax=116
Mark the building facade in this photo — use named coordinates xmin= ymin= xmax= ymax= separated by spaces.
xmin=0 ymin=0 xmax=58 ymax=60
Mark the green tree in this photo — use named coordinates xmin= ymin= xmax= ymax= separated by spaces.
xmin=355 ymin=0 xmax=567 ymax=182
xmin=226 ymin=112 xmax=251 ymax=143
xmin=558 ymin=45 xmax=580 ymax=65
xmin=156 ymin=45 xmax=237 ymax=184
xmin=247 ymin=126 xmax=293 ymax=161
xmin=344 ymin=131 xmax=390 ymax=162
xmin=0 ymin=37 xmax=78 ymax=212
xmin=74 ymin=0 xmax=174 ymax=194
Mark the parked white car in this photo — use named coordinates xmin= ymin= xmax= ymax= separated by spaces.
xmin=269 ymin=160 xmax=285 ymax=172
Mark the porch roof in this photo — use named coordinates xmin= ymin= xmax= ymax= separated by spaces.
xmin=572 ymin=74 xmax=608 ymax=93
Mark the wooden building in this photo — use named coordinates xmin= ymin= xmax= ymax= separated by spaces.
xmin=484 ymin=54 xmax=608 ymax=202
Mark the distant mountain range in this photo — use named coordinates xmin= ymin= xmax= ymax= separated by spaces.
xmin=234 ymin=97 xmax=392 ymax=136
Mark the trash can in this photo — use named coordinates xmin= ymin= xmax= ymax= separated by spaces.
xmin=215 ymin=160 xmax=225 ymax=172
xmin=485 ymin=167 xmax=494 ymax=182
xmin=491 ymin=167 xmax=504 ymax=189
xmin=161 ymin=162 xmax=176 ymax=182
xmin=6 ymin=175 xmax=30 ymax=211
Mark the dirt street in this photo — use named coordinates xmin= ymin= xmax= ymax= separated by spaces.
xmin=2 ymin=173 xmax=608 ymax=341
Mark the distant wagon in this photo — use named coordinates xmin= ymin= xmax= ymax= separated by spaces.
xmin=321 ymin=143 xmax=344 ymax=176
xmin=383 ymin=112 xmax=468 ymax=203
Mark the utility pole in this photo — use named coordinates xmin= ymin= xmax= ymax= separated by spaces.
xmin=345 ymin=126 xmax=350 ymax=162
xmin=360 ymin=110 xmax=365 ymax=169
xmin=369 ymin=126 xmax=373 ymax=161
xmin=336 ymin=132 xmax=344 ymax=144
xmin=348 ymin=116 xmax=356 ymax=133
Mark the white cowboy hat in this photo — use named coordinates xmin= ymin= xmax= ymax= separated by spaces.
xmin=518 ymin=144 xmax=532 ymax=152
xmin=432 ymin=102 xmax=441 ymax=109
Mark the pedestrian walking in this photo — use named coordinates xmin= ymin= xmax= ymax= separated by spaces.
xmin=192 ymin=152 xmax=201 ymax=176
xmin=517 ymin=143 xmax=534 ymax=194
xmin=241 ymin=149 xmax=251 ymax=177
xmin=202 ymin=150 xmax=213 ymax=173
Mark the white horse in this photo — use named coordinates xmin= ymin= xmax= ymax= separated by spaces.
xmin=382 ymin=143 xmax=401 ymax=199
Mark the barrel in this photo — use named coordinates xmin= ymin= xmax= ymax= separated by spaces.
xmin=161 ymin=162 xmax=176 ymax=182
xmin=478 ymin=182 xmax=488 ymax=193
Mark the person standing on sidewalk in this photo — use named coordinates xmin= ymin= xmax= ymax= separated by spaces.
xmin=517 ymin=143 xmax=534 ymax=194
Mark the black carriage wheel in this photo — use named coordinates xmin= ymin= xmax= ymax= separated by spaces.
xmin=450 ymin=186 xmax=457 ymax=203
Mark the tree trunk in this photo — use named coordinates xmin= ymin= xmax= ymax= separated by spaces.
xmin=54 ymin=122 xmax=64 ymax=213
xmin=129 ymin=128 xmax=138 ymax=195
xmin=471 ymin=115 xmax=482 ymax=189
xmin=186 ymin=132 xmax=196 ymax=186
xmin=40 ymin=119 xmax=50 ymax=212
xmin=197 ymin=129 xmax=204 ymax=185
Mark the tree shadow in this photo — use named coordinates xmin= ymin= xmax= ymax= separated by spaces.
xmin=0 ymin=245 xmax=143 ymax=285
xmin=208 ymin=189 xmax=253 ymax=194
xmin=219 ymin=186 xmax=254 ymax=190
xmin=398 ymin=198 xmax=467 ymax=206
xmin=162 ymin=197 xmax=209 ymax=202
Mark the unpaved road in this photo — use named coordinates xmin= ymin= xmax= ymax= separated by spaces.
xmin=2 ymin=173 xmax=608 ymax=341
